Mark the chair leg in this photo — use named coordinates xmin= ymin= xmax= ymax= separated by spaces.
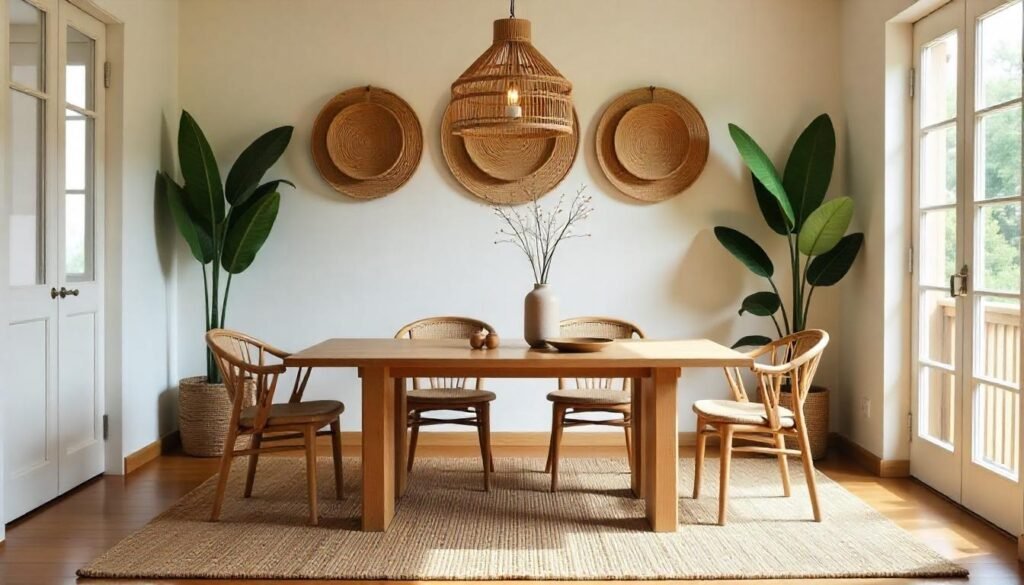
xmin=796 ymin=423 xmax=822 ymax=522
xmin=623 ymin=417 xmax=633 ymax=471
xmin=544 ymin=404 xmax=559 ymax=473
xmin=693 ymin=417 xmax=707 ymax=499
xmin=550 ymin=405 xmax=566 ymax=492
xmin=330 ymin=419 xmax=344 ymax=499
xmin=210 ymin=427 xmax=238 ymax=522
xmin=717 ymin=425 xmax=734 ymax=526
xmin=407 ymin=411 xmax=420 ymax=472
xmin=775 ymin=432 xmax=792 ymax=497
xmin=243 ymin=432 xmax=262 ymax=498
xmin=478 ymin=403 xmax=492 ymax=492
xmin=304 ymin=426 xmax=319 ymax=526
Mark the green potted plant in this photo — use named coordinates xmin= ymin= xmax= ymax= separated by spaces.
xmin=715 ymin=114 xmax=862 ymax=459
xmin=160 ymin=110 xmax=293 ymax=456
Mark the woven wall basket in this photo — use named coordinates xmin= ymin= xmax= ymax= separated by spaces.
xmin=596 ymin=87 xmax=708 ymax=203
xmin=178 ymin=376 xmax=255 ymax=457
xmin=441 ymin=104 xmax=579 ymax=204
xmin=311 ymin=86 xmax=423 ymax=200
xmin=783 ymin=386 xmax=830 ymax=460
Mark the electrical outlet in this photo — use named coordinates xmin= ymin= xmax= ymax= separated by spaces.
xmin=860 ymin=398 xmax=872 ymax=419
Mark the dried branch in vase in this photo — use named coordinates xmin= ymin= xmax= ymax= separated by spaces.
xmin=493 ymin=185 xmax=593 ymax=284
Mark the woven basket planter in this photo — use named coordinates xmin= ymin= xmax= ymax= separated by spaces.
xmin=782 ymin=386 xmax=830 ymax=460
xmin=178 ymin=376 xmax=255 ymax=457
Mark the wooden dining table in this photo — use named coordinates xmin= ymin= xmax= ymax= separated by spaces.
xmin=285 ymin=338 xmax=752 ymax=533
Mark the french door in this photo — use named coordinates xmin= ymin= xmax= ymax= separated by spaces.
xmin=4 ymin=0 xmax=105 ymax=521
xmin=911 ymin=0 xmax=1023 ymax=534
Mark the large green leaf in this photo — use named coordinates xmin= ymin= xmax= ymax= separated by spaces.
xmin=739 ymin=291 xmax=782 ymax=316
xmin=732 ymin=335 xmax=773 ymax=349
xmin=225 ymin=126 xmax=294 ymax=206
xmin=753 ymin=174 xmax=789 ymax=235
xmin=221 ymin=190 xmax=280 ymax=274
xmin=159 ymin=171 xmax=213 ymax=263
xmin=797 ymin=196 xmax=854 ymax=256
xmin=178 ymin=110 xmax=224 ymax=228
xmin=728 ymin=124 xmax=795 ymax=228
xmin=783 ymin=114 xmax=835 ymax=230
xmin=807 ymin=232 xmax=863 ymax=286
xmin=714 ymin=226 xmax=774 ymax=277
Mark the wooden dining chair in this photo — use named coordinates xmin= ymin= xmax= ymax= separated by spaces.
xmin=206 ymin=329 xmax=345 ymax=525
xmin=545 ymin=316 xmax=645 ymax=492
xmin=692 ymin=329 xmax=829 ymax=525
xmin=395 ymin=317 xmax=497 ymax=491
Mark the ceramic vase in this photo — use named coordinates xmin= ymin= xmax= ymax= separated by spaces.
xmin=524 ymin=283 xmax=559 ymax=348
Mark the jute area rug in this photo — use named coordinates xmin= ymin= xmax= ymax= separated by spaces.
xmin=80 ymin=457 xmax=966 ymax=580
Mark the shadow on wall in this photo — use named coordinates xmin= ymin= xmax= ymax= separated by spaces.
xmin=154 ymin=113 xmax=176 ymax=279
xmin=157 ymin=386 xmax=178 ymax=439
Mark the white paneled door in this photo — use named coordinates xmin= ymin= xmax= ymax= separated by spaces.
xmin=4 ymin=0 xmax=105 ymax=521
xmin=911 ymin=0 xmax=1023 ymax=534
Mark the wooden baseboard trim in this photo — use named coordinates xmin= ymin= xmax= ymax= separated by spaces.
xmin=830 ymin=433 xmax=910 ymax=478
xmin=125 ymin=431 xmax=181 ymax=474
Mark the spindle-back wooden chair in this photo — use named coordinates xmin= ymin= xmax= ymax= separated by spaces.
xmin=395 ymin=316 xmax=497 ymax=491
xmin=692 ymin=329 xmax=829 ymax=525
xmin=545 ymin=316 xmax=645 ymax=491
xmin=206 ymin=329 xmax=345 ymax=525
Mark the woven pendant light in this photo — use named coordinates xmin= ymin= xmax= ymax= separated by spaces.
xmin=449 ymin=0 xmax=573 ymax=139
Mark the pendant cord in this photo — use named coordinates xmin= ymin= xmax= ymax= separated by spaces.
xmin=510 ymin=0 xmax=515 ymax=18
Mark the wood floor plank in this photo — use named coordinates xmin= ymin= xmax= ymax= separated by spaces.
xmin=0 ymin=444 xmax=1018 ymax=585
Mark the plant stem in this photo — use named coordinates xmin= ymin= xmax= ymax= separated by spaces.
xmin=790 ymin=234 xmax=802 ymax=333
xmin=208 ymin=224 xmax=222 ymax=384
xmin=770 ymin=313 xmax=784 ymax=338
xmin=202 ymin=263 xmax=214 ymax=381
xmin=220 ymin=273 xmax=232 ymax=328
xmin=768 ymin=277 xmax=791 ymax=335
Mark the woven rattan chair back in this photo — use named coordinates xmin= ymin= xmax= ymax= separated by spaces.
xmin=557 ymin=316 xmax=645 ymax=391
xmin=206 ymin=329 xmax=288 ymax=434
xmin=395 ymin=316 xmax=496 ymax=390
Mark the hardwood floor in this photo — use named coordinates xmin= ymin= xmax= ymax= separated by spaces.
xmin=0 ymin=443 xmax=1019 ymax=584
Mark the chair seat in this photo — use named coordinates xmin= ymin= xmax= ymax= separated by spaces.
xmin=240 ymin=400 xmax=345 ymax=428
xmin=547 ymin=388 xmax=631 ymax=406
xmin=407 ymin=388 xmax=496 ymax=404
xmin=693 ymin=399 xmax=795 ymax=427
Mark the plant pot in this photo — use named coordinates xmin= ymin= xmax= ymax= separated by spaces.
xmin=524 ymin=283 xmax=560 ymax=348
xmin=782 ymin=385 xmax=829 ymax=460
xmin=178 ymin=376 xmax=255 ymax=457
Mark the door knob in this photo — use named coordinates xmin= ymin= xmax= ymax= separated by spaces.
xmin=57 ymin=286 xmax=79 ymax=299
xmin=50 ymin=287 xmax=59 ymax=299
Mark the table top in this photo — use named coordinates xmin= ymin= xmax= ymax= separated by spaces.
xmin=285 ymin=338 xmax=752 ymax=369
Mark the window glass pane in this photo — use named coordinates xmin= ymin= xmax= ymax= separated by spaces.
xmin=921 ymin=366 xmax=956 ymax=446
xmin=921 ymin=124 xmax=958 ymax=206
xmin=919 ymin=207 xmax=957 ymax=287
xmin=922 ymin=32 xmax=958 ymax=125
xmin=920 ymin=289 xmax=957 ymax=367
xmin=975 ymin=295 xmax=1021 ymax=386
xmin=8 ymin=0 xmax=44 ymax=91
xmin=978 ymin=105 xmax=1022 ymax=200
xmin=64 ymin=109 xmax=93 ymax=281
xmin=65 ymin=26 xmax=93 ymax=110
xmin=9 ymin=90 xmax=45 ymax=286
xmin=973 ymin=383 xmax=1019 ymax=477
xmin=976 ymin=202 xmax=1020 ymax=293
xmin=978 ymin=1 xmax=1023 ymax=108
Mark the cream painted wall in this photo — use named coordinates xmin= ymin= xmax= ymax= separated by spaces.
xmin=176 ymin=0 xmax=845 ymax=432
xmin=90 ymin=0 xmax=180 ymax=463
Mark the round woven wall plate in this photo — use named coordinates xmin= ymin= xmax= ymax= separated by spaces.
xmin=312 ymin=86 xmax=422 ymax=200
xmin=326 ymin=102 xmax=405 ymax=180
xmin=613 ymin=103 xmax=689 ymax=180
xmin=463 ymin=136 xmax=556 ymax=181
xmin=596 ymin=87 xmax=708 ymax=202
xmin=442 ymin=105 xmax=579 ymax=205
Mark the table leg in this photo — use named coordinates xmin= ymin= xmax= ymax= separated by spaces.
xmin=643 ymin=367 xmax=680 ymax=532
xmin=361 ymin=366 xmax=395 ymax=531
xmin=630 ymin=376 xmax=644 ymax=498
xmin=394 ymin=377 xmax=408 ymax=499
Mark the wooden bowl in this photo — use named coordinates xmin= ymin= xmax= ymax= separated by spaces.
xmin=613 ymin=102 xmax=689 ymax=180
xmin=545 ymin=337 xmax=615 ymax=353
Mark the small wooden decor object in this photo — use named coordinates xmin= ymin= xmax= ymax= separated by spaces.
xmin=312 ymin=86 xmax=423 ymax=199
xmin=442 ymin=105 xmax=579 ymax=204
xmin=596 ymin=86 xmax=709 ymax=202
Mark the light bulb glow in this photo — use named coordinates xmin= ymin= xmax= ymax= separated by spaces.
xmin=507 ymin=87 xmax=520 ymax=106
xmin=505 ymin=86 xmax=522 ymax=118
